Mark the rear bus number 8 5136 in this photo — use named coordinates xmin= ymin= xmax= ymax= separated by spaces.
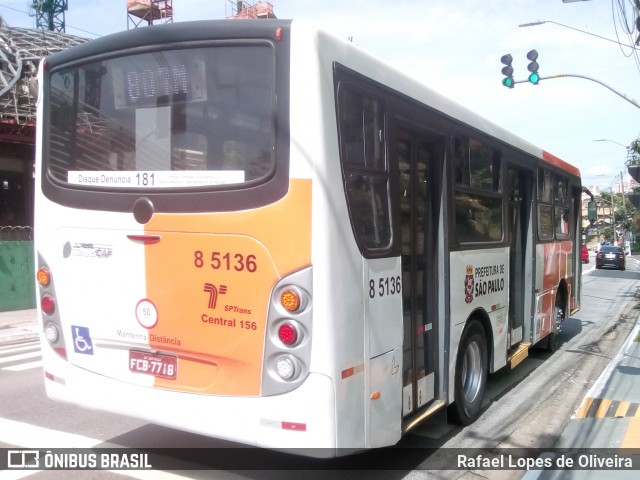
xmin=193 ymin=251 xmax=258 ymax=272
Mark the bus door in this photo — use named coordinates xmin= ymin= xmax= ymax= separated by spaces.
xmin=506 ymin=165 xmax=533 ymax=346
xmin=396 ymin=126 xmax=443 ymax=417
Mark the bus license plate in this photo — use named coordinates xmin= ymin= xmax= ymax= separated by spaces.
xmin=129 ymin=351 xmax=177 ymax=380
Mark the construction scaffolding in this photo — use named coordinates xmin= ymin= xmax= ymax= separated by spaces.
xmin=127 ymin=0 xmax=174 ymax=29
xmin=0 ymin=17 xmax=87 ymax=139
xmin=29 ymin=0 xmax=68 ymax=33
xmin=226 ymin=1 xmax=276 ymax=19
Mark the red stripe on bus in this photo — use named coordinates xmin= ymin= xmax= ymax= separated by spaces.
xmin=542 ymin=151 xmax=581 ymax=177
xmin=127 ymin=234 xmax=161 ymax=245
xmin=341 ymin=363 xmax=364 ymax=379
xmin=282 ymin=421 xmax=306 ymax=431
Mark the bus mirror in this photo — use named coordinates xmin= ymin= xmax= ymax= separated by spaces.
xmin=587 ymin=200 xmax=597 ymax=223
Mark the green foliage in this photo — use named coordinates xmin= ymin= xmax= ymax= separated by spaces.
xmin=625 ymin=139 xmax=640 ymax=166
xmin=592 ymin=192 xmax=639 ymax=249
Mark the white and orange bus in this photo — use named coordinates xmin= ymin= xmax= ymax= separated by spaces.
xmin=35 ymin=19 xmax=582 ymax=455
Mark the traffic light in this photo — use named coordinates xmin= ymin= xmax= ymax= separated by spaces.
xmin=500 ymin=54 xmax=514 ymax=88
xmin=527 ymin=49 xmax=540 ymax=84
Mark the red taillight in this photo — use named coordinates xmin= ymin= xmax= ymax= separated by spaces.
xmin=278 ymin=323 xmax=298 ymax=346
xmin=41 ymin=295 xmax=55 ymax=315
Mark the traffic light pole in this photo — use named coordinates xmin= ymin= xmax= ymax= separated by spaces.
xmin=512 ymin=73 xmax=640 ymax=110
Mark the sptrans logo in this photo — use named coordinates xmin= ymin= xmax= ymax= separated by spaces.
xmin=203 ymin=283 xmax=228 ymax=309
xmin=464 ymin=265 xmax=474 ymax=304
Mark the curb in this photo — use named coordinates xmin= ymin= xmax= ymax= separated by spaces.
xmin=0 ymin=332 xmax=39 ymax=347
xmin=0 ymin=329 xmax=39 ymax=347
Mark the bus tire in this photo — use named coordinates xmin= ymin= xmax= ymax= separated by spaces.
xmin=449 ymin=320 xmax=488 ymax=425
xmin=546 ymin=295 xmax=565 ymax=352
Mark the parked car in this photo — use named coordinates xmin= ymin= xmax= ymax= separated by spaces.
xmin=595 ymin=245 xmax=625 ymax=270
xmin=581 ymin=245 xmax=589 ymax=263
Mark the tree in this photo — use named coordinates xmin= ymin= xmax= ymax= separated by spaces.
xmin=626 ymin=139 xmax=640 ymax=164
xmin=625 ymin=139 xmax=640 ymax=183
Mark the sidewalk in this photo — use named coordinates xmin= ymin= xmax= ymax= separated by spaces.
xmin=534 ymin=309 xmax=640 ymax=479
xmin=0 ymin=308 xmax=39 ymax=345
xmin=559 ymin=310 xmax=640 ymax=448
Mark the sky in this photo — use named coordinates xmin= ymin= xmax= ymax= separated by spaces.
xmin=1 ymin=0 xmax=639 ymax=190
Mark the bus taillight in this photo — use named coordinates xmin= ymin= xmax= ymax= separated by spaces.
xmin=278 ymin=322 xmax=299 ymax=346
xmin=44 ymin=322 xmax=60 ymax=343
xmin=263 ymin=268 xmax=312 ymax=394
xmin=41 ymin=295 xmax=55 ymax=315
xmin=36 ymin=259 xmax=67 ymax=358
xmin=280 ymin=289 xmax=300 ymax=312
xmin=36 ymin=267 xmax=51 ymax=287
xmin=275 ymin=355 xmax=299 ymax=380
xmin=279 ymin=286 xmax=310 ymax=314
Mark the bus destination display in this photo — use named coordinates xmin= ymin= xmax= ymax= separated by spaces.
xmin=114 ymin=58 xmax=206 ymax=109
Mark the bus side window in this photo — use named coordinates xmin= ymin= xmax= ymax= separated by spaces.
xmin=345 ymin=173 xmax=390 ymax=248
xmin=337 ymin=87 xmax=390 ymax=252
xmin=555 ymin=207 xmax=570 ymax=238
xmin=554 ymin=175 xmax=570 ymax=239
xmin=537 ymin=170 xmax=570 ymax=241
xmin=453 ymin=136 xmax=470 ymax=186
xmin=455 ymin=192 xmax=502 ymax=243
xmin=538 ymin=204 xmax=554 ymax=240
xmin=453 ymin=135 xmax=503 ymax=244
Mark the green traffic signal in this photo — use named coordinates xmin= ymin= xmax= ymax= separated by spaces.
xmin=500 ymin=53 xmax=514 ymax=88
xmin=526 ymin=49 xmax=540 ymax=84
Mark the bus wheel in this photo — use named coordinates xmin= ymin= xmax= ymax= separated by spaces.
xmin=546 ymin=296 xmax=565 ymax=352
xmin=449 ymin=320 xmax=487 ymax=425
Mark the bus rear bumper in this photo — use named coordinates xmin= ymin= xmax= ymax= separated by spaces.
xmin=43 ymin=359 xmax=338 ymax=455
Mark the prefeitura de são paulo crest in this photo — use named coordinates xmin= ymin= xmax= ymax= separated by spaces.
xmin=464 ymin=264 xmax=474 ymax=304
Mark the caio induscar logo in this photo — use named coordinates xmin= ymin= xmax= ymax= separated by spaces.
xmin=203 ymin=283 xmax=228 ymax=309
xmin=464 ymin=264 xmax=474 ymax=304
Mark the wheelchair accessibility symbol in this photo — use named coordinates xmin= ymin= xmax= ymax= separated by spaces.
xmin=72 ymin=326 xmax=94 ymax=355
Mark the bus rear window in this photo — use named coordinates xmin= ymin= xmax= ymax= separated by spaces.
xmin=47 ymin=45 xmax=276 ymax=189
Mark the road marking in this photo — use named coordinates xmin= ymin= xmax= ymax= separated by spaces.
xmin=0 ymin=352 xmax=40 ymax=365
xmin=622 ymin=417 xmax=640 ymax=448
xmin=614 ymin=400 xmax=631 ymax=418
xmin=0 ymin=416 xmax=104 ymax=448
xmin=0 ymin=342 xmax=42 ymax=371
xmin=0 ymin=417 xmax=187 ymax=479
xmin=575 ymin=397 xmax=594 ymax=418
xmin=0 ymin=342 xmax=40 ymax=356
xmin=594 ymin=398 xmax=612 ymax=418
xmin=3 ymin=360 xmax=42 ymax=371
xmin=576 ymin=397 xmax=640 ymax=418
